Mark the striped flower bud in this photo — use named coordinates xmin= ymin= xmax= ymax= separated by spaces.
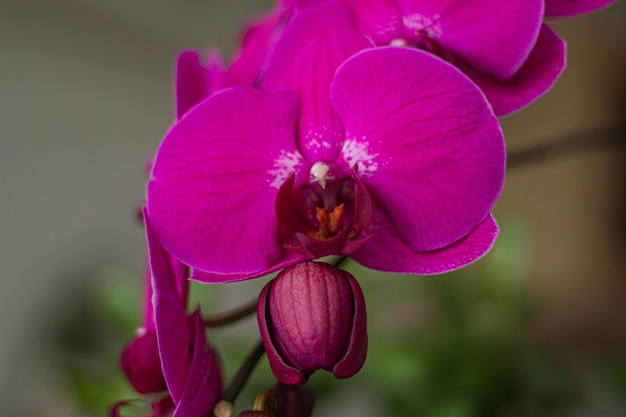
xmin=257 ymin=261 xmax=367 ymax=385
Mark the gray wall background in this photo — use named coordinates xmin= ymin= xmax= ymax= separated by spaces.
xmin=1 ymin=0 xmax=625 ymax=416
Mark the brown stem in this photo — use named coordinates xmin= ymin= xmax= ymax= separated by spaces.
xmin=332 ymin=256 xmax=349 ymax=268
xmin=204 ymin=299 xmax=258 ymax=327
xmin=506 ymin=124 xmax=626 ymax=171
xmin=213 ymin=340 xmax=266 ymax=417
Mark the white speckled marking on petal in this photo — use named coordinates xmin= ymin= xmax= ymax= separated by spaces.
xmin=403 ymin=13 xmax=443 ymax=39
xmin=341 ymin=138 xmax=379 ymax=177
xmin=268 ymin=150 xmax=304 ymax=189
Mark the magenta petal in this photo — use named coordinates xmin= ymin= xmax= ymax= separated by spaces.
xmin=465 ymin=24 xmax=566 ymax=116
xmin=120 ymin=330 xmax=167 ymax=394
xmin=225 ymin=10 xmax=287 ymax=87
xmin=341 ymin=0 xmax=404 ymax=44
xmin=140 ymin=259 xmax=156 ymax=331
xmin=331 ymin=47 xmax=504 ymax=251
xmin=148 ymin=88 xmax=302 ymax=275
xmin=397 ymin=0 xmax=543 ymax=79
xmin=191 ymin=251 xmax=307 ymax=284
xmin=172 ymin=311 xmax=222 ymax=417
xmin=175 ymin=50 xmax=223 ymax=119
xmin=287 ymin=32 xmax=372 ymax=163
xmin=263 ymin=1 xmax=357 ymax=89
xmin=352 ymin=213 xmax=499 ymax=274
xmin=146 ymin=212 xmax=189 ymax=403
xmin=264 ymin=6 xmax=372 ymax=163
xmin=545 ymin=0 xmax=617 ymax=17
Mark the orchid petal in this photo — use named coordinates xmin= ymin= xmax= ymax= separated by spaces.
xmin=120 ymin=329 xmax=167 ymax=394
xmin=331 ymin=47 xmax=504 ymax=252
xmin=140 ymin=259 xmax=155 ymax=330
xmin=148 ymin=88 xmax=302 ymax=275
xmin=263 ymin=1 xmax=356 ymax=89
xmin=545 ymin=0 xmax=617 ymax=17
xmin=175 ymin=50 xmax=223 ymax=119
xmin=191 ymin=251 xmax=308 ymax=284
xmin=172 ymin=311 xmax=222 ymax=417
xmin=226 ymin=10 xmax=287 ymax=87
xmin=464 ymin=24 xmax=566 ymax=116
xmin=341 ymin=0 xmax=404 ymax=44
xmin=352 ymin=212 xmax=499 ymax=274
xmin=396 ymin=0 xmax=543 ymax=79
xmin=265 ymin=7 xmax=371 ymax=163
xmin=145 ymin=211 xmax=189 ymax=403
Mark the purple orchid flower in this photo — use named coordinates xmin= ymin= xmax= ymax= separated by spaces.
xmin=544 ymin=0 xmax=618 ymax=17
xmin=276 ymin=0 xmax=566 ymax=116
xmin=113 ymin=211 xmax=223 ymax=417
xmin=147 ymin=28 xmax=505 ymax=282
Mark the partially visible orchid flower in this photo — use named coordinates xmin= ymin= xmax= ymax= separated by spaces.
xmin=113 ymin=211 xmax=222 ymax=417
xmin=175 ymin=50 xmax=225 ymax=119
xmin=544 ymin=0 xmax=618 ymax=18
xmin=275 ymin=0 xmax=566 ymax=116
xmin=147 ymin=32 xmax=505 ymax=283
xmin=175 ymin=8 xmax=289 ymax=119
xmin=225 ymin=8 xmax=289 ymax=88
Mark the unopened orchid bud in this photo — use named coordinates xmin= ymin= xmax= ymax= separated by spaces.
xmin=257 ymin=261 xmax=367 ymax=385
xmin=120 ymin=328 xmax=167 ymax=394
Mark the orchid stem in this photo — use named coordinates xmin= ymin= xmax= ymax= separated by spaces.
xmin=214 ymin=340 xmax=266 ymax=417
xmin=333 ymin=256 xmax=349 ymax=268
xmin=506 ymin=124 xmax=625 ymax=171
xmin=204 ymin=299 xmax=258 ymax=327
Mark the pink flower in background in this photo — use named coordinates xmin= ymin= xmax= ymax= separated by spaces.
xmin=544 ymin=0 xmax=617 ymax=17
xmin=147 ymin=33 xmax=505 ymax=282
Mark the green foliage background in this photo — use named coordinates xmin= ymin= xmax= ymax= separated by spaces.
xmin=51 ymin=220 xmax=624 ymax=416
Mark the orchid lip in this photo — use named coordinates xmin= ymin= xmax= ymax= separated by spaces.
xmin=276 ymin=164 xmax=373 ymax=258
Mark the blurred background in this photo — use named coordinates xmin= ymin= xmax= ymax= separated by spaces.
xmin=1 ymin=0 xmax=625 ymax=416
